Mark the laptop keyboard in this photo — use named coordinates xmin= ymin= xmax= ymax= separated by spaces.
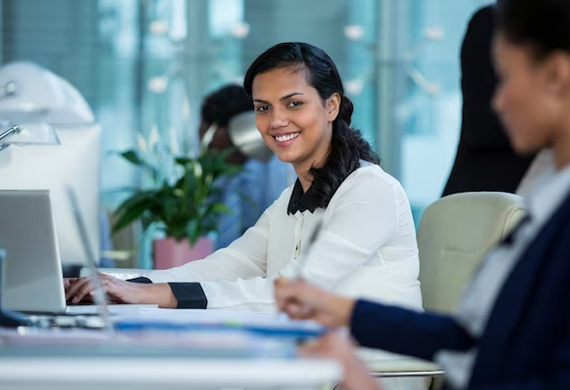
xmin=25 ymin=314 xmax=106 ymax=330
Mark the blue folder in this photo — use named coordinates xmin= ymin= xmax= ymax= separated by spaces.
xmin=114 ymin=317 xmax=327 ymax=340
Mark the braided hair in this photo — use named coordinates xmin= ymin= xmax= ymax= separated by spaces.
xmin=243 ymin=42 xmax=379 ymax=208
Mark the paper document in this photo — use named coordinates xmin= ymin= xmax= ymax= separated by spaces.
xmin=114 ymin=308 xmax=326 ymax=339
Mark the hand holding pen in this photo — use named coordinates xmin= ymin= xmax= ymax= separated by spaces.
xmin=274 ymin=277 xmax=355 ymax=328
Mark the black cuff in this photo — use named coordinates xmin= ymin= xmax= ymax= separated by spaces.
xmin=128 ymin=276 xmax=153 ymax=284
xmin=168 ymin=282 xmax=208 ymax=309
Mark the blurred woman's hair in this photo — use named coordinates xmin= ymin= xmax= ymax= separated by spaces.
xmin=243 ymin=42 xmax=379 ymax=209
xmin=496 ymin=0 xmax=570 ymax=59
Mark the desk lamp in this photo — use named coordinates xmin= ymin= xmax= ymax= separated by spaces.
xmin=0 ymin=61 xmax=88 ymax=152
xmin=0 ymin=61 xmax=91 ymax=327
xmin=0 ymin=60 xmax=94 ymax=153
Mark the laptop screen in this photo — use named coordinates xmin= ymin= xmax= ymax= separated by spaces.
xmin=0 ymin=190 xmax=66 ymax=313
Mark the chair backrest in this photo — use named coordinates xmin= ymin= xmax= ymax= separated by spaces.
xmin=418 ymin=192 xmax=526 ymax=313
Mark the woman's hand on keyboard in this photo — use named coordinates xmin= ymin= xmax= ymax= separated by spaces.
xmin=64 ymin=274 xmax=177 ymax=308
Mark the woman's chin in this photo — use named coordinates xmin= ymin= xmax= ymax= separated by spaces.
xmin=510 ymin=139 xmax=545 ymax=156
xmin=274 ymin=151 xmax=296 ymax=164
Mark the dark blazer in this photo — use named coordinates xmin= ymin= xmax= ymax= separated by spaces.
xmin=442 ymin=6 xmax=534 ymax=196
xmin=349 ymin=189 xmax=570 ymax=389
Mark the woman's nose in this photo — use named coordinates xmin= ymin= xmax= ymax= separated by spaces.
xmin=269 ymin=108 xmax=289 ymax=129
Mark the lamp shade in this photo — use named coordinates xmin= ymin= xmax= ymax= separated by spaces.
xmin=0 ymin=123 xmax=59 ymax=146
xmin=0 ymin=61 xmax=95 ymax=125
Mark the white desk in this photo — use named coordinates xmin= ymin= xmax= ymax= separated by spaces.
xmin=0 ymin=355 xmax=341 ymax=390
xmin=0 ymin=327 xmax=341 ymax=390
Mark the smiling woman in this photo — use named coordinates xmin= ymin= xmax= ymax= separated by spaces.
xmin=251 ymin=66 xmax=336 ymax=183
xmin=65 ymin=42 xmax=422 ymax=319
xmin=244 ymin=42 xmax=380 ymax=201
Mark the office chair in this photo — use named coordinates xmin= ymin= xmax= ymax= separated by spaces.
xmin=418 ymin=191 xmax=525 ymax=313
xmin=340 ymin=192 xmax=525 ymax=390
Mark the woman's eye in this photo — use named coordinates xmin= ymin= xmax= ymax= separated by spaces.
xmin=288 ymin=101 xmax=303 ymax=108
xmin=256 ymin=105 xmax=270 ymax=113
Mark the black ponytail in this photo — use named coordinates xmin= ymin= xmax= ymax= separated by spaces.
xmin=497 ymin=0 xmax=570 ymax=60
xmin=244 ymin=42 xmax=379 ymax=209
xmin=308 ymin=96 xmax=379 ymax=208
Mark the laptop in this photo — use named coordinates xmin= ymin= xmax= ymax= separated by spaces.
xmin=0 ymin=190 xmax=67 ymax=314
xmin=0 ymin=189 xmax=113 ymax=326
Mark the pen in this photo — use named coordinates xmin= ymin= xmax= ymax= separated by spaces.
xmin=275 ymin=221 xmax=324 ymax=321
xmin=292 ymin=220 xmax=323 ymax=279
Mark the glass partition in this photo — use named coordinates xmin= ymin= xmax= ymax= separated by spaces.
xmin=0 ymin=0 xmax=495 ymax=264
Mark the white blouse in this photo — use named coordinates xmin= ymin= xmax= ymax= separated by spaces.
xmin=147 ymin=164 xmax=422 ymax=312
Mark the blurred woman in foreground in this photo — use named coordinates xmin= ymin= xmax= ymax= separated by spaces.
xmin=276 ymin=1 xmax=570 ymax=389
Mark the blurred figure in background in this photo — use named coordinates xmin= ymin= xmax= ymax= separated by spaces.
xmin=443 ymin=4 xmax=534 ymax=196
xmin=198 ymin=84 xmax=288 ymax=249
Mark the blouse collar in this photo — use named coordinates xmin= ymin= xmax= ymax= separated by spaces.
xmin=287 ymin=179 xmax=319 ymax=214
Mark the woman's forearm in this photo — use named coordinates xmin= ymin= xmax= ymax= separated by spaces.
xmin=146 ymin=283 xmax=178 ymax=308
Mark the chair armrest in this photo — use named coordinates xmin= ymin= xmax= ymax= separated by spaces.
xmin=357 ymin=348 xmax=444 ymax=378
xmin=365 ymin=358 xmax=444 ymax=378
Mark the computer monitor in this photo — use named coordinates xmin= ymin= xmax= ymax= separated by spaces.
xmin=0 ymin=124 xmax=101 ymax=266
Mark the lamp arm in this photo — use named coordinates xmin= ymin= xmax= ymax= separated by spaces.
xmin=0 ymin=124 xmax=20 ymax=152
xmin=0 ymin=124 xmax=21 ymax=142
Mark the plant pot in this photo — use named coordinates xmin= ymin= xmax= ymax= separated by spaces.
xmin=152 ymin=237 xmax=214 ymax=270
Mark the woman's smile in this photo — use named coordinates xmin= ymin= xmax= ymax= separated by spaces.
xmin=274 ymin=131 xmax=301 ymax=145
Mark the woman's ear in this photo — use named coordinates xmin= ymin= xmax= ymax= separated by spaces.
xmin=326 ymin=93 xmax=341 ymax=122
xmin=543 ymin=52 xmax=570 ymax=98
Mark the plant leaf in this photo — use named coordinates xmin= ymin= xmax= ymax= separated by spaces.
xmin=120 ymin=150 xmax=144 ymax=166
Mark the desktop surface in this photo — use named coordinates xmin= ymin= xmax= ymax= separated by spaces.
xmin=0 ymin=355 xmax=340 ymax=390
xmin=0 ymin=326 xmax=341 ymax=390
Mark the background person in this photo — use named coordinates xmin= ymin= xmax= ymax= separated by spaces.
xmin=442 ymin=4 xmax=534 ymax=196
xmin=197 ymin=84 xmax=288 ymax=249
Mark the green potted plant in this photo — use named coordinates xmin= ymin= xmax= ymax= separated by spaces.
xmin=112 ymin=130 xmax=243 ymax=269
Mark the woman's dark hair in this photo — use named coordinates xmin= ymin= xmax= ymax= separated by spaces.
xmin=243 ymin=42 xmax=379 ymax=209
xmin=496 ymin=0 xmax=570 ymax=60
